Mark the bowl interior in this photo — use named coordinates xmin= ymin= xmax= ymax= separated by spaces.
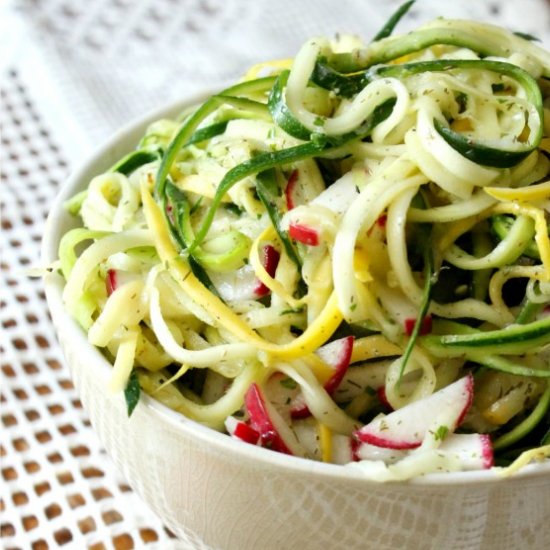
xmin=41 ymin=91 xmax=550 ymax=488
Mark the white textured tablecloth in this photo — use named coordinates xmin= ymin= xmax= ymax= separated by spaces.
xmin=1 ymin=1 xmax=549 ymax=548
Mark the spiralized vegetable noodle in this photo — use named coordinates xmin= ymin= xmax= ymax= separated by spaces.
xmin=57 ymin=6 xmax=550 ymax=480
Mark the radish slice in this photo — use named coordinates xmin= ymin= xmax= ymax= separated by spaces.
xmin=253 ymin=244 xmax=281 ymax=297
xmin=288 ymin=222 xmax=320 ymax=246
xmin=225 ymin=416 xmax=260 ymax=445
xmin=213 ymin=246 xmax=281 ymax=301
xmin=244 ymin=383 xmax=305 ymax=456
xmin=354 ymin=374 xmax=474 ymax=450
xmin=264 ymin=337 xmax=354 ymax=420
xmin=316 ymin=336 xmax=354 ymax=394
xmin=437 ymin=433 xmax=494 ymax=470
xmin=285 ymin=172 xmax=363 ymax=246
xmin=355 ymin=441 xmax=406 ymax=463
xmin=209 ymin=264 xmax=259 ymax=302
xmin=354 ymin=432 xmax=494 ymax=470
xmin=310 ymin=171 xmax=360 ymax=216
xmin=285 ymin=171 xmax=358 ymax=245
xmin=106 ymin=269 xmax=117 ymax=296
xmin=291 ymin=336 xmax=354 ymax=418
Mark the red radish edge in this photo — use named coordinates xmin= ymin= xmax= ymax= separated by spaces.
xmin=355 ymin=433 xmax=420 ymax=451
xmin=233 ymin=422 xmax=260 ymax=445
xmin=284 ymin=169 xmax=299 ymax=210
xmin=367 ymin=214 xmax=387 ymax=236
xmin=454 ymin=373 xmax=474 ymax=428
xmin=318 ymin=336 xmax=354 ymax=395
xmin=106 ymin=269 xmax=117 ymax=296
xmin=480 ymin=434 xmax=494 ymax=469
xmin=350 ymin=437 xmax=361 ymax=462
xmin=245 ymin=383 xmax=293 ymax=455
xmin=288 ymin=223 xmax=320 ymax=246
xmin=288 ymin=398 xmax=309 ymax=419
xmin=254 ymin=245 xmax=281 ymax=297
xmin=376 ymin=386 xmax=393 ymax=411
xmin=404 ymin=315 xmax=433 ymax=337
xmin=226 ymin=417 xmax=260 ymax=445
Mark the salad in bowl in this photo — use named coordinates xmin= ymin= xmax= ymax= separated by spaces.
xmin=51 ymin=2 xmax=550 ymax=482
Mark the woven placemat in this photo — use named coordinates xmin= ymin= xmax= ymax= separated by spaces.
xmin=1 ymin=67 xmax=182 ymax=549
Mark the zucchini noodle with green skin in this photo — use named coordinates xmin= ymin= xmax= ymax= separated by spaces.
xmin=58 ymin=7 xmax=550 ymax=480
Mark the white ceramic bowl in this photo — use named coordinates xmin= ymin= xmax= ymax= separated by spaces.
xmin=42 ymin=93 xmax=550 ymax=550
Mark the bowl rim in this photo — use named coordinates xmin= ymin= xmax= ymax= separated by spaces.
xmin=41 ymin=90 xmax=550 ymax=488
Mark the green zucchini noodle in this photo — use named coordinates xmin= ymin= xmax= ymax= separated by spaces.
xmin=57 ymin=10 xmax=550 ymax=479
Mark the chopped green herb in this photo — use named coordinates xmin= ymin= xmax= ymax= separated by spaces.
xmin=434 ymin=425 xmax=449 ymax=441
xmin=513 ymin=31 xmax=540 ymax=42
xmin=280 ymin=377 xmax=298 ymax=390
xmin=454 ymin=91 xmax=468 ymax=113
xmin=124 ymin=370 xmax=141 ymax=417
xmin=223 ymin=203 xmax=244 ymax=216
xmin=280 ymin=306 xmax=305 ymax=315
